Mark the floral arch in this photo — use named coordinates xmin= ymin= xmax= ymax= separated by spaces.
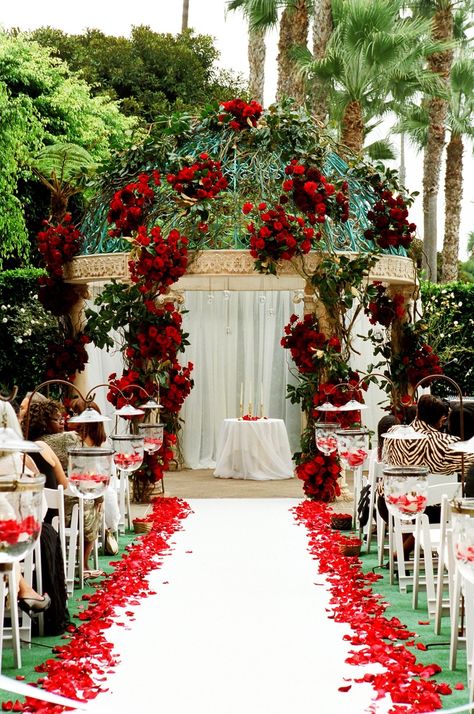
xmin=40 ymin=99 xmax=436 ymax=501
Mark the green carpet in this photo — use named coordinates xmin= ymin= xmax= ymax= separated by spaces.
xmin=358 ymin=538 xmax=469 ymax=710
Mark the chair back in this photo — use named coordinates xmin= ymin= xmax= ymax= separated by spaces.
xmin=43 ymin=485 xmax=67 ymax=566
xmin=428 ymin=472 xmax=458 ymax=486
xmin=426 ymin=481 xmax=461 ymax=507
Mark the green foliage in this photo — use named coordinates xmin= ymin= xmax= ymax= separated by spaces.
xmin=420 ymin=280 xmax=474 ymax=395
xmin=30 ymin=26 xmax=248 ymax=124
xmin=0 ymin=269 xmax=61 ymax=393
xmin=0 ymin=30 xmax=138 ymax=267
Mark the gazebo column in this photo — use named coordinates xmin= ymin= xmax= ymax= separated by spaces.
xmin=70 ymin=284 xmax=90 ymax=396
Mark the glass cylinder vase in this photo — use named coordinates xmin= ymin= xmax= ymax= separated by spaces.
xmin=110 ymin=434 xmax=145 ymax=473
xmin=68 ymin=447 xmax=114 ymax=499
xmin=336 ymin=428 xmax=370 ymax=469
xmin=314 ymin=422 xmax=339 ymax=455
xmin=137 ymin=423 xmax=164 ymax=454
xmin=0 ymin=475 xmax=45 ymax=563
xmin=383 ymin=466 xmax=429 ymax=520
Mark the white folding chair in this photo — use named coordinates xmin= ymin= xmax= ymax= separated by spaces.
xmin=463 ymin=577 xmax=474 ymax=705
xmin=412 ymin=483 xmax=461 ymax=617
xmin=45 ymin=485 xmax=80 ymax=598
xmin=391 ymin=475 xmax=459 ymax=595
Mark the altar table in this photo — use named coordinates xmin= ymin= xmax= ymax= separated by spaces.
xmin=214 ymin=418 xmax=294 ymax=480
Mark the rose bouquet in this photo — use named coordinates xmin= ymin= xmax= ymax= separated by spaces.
xmin=244 ymin=202 xmax=315 ymax=275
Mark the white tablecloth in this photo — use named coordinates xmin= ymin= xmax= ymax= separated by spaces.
xmin=214 ymin=418 xmax=294 ymax=480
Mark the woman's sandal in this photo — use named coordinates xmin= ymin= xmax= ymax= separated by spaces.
xmin=18 ymin=593 xmax=51 ymax=618
xmin=83 ymin=569 xmax=105 ymax=579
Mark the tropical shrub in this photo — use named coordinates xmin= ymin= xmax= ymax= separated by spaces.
xmin=420 ymin=281 xmax=474 ymax=396
xmin=0 ymin=269 xmax=60 ymax=394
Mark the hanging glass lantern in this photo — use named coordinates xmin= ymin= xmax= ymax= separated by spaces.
xmin=68 ymin=447 xmax=114 ymax=499
xmin=383 ymin=466 xmax=429 ymax=521
xmin=336 ymin=427 xmax=370 ymax=469
xmin=0 ymin=475 xmax=45 ymax=563
xmin=314 ymin=422 xmax=339 ymax=455
xmin=110 ymin=434 xmax=145 ymax=472
xmin=137 ymin=422 xmax=164 ymax=453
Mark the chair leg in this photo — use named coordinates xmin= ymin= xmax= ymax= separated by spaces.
xmin=388 ymin=515 xmax=395 ymax=585
xmin=412 ymin=516 xmax=421 ymax=609
xmin=377 ymin=513 xmax=386 ymax=567
xmin=34 ymin=540 xmax=44 ymax=638
xmin=450 ymin=568 xmax=462 ymax=670
xmin=7 ymin=568 xmax=21 ymax=669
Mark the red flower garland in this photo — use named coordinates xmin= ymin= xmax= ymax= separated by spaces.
xmin=1 ymin=498 xmax=191 ymax=713
xmin=36 ymin=214 xmax=83 ymax=278
xmin=166 ymin=153 xmax=228 ymax=202
xmin=365 ymin=281 xmax=406 ymax=328
xmin=159 ymin=362 xmax=194 ymax=414
xmin=218 ymin=98 xmax=263 ymax=130
xmin=282 ymin=160 xmax=349 ymax=224
xmin=280 ymin=314 xmax=341 ymax=374
xmin=129 ymin=226 xmax=189 ymax=294
xmin=294 ymin=500 xmax=454 ymax=712
xmin=364 ymin=188 xmax=416 ymax=250
xmin=406 ymin=344 xmax=443 ymax=387
xmin=244 ymin=202 xmax=315 ymax=275
xmin=45 ymin=333 xmax=91 ymax=382
xmin=107 ymin=172 xmax=161 ymax=238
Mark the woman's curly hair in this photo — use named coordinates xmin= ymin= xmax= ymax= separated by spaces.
xmin=26 ymin=399 xmax=63 ymax=441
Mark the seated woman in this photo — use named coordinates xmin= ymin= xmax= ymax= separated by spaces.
xmin=383 ymin=394 xmax=472 ymax=474
xmin=0 ymin=402 xmax=50 ymax=617
xmin=23 ymin=401 xmax=69 ymax=495
xmin=26 ymin=398 xmax=104 ymax=578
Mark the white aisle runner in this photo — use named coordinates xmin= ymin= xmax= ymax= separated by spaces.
xmin=91 ymin=499 xmax=390 ymax=714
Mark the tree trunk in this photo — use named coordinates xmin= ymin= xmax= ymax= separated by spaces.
xmin=248 ymin=25 xmax=266 ymax=105
xmin=422 ymin=6 xmax=454 ymax=282
xmin=276 ymin=0 xmax=309 ymax=105
xmin=441 ymin=132 xmax=463 ymax=283
xmin=341 ymin=100 xmax=364 ymax=156
xmin=181 ymin=0 xmax=190 ymax=33
xmin=311 ymin=0 xmax=333 ymax=124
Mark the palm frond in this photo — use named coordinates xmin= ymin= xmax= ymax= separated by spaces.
xmin=31 ymin=143 xmax=97 ymax=187
xmin=364 ymin=138 xmax=397 ymax=161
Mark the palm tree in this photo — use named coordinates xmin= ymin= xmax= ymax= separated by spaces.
xmin=441 ymin=56 xmax=474 ymax=281
xmin=276 ymin=0 xmax=310 ymax=104
xmin=298 ymin=0 xmax=445 ymax=155
xmin=227 ymin=0 xmax=267 ymax=104
xmin=228 ymin=0 xmax=311 ymax=107
xmin=311 ymin=0 xmax=333 ymax=123
xmin=182 ymin=0 xmax=190 ymax=32
xmin=414 ymin=0 xmax=456 ymax=281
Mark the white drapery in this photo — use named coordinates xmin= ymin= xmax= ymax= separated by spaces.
xmin=180 ymin=291 xmax=303 ymax=468
xmin=84 ymin=287 xmax=304 ymax=468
